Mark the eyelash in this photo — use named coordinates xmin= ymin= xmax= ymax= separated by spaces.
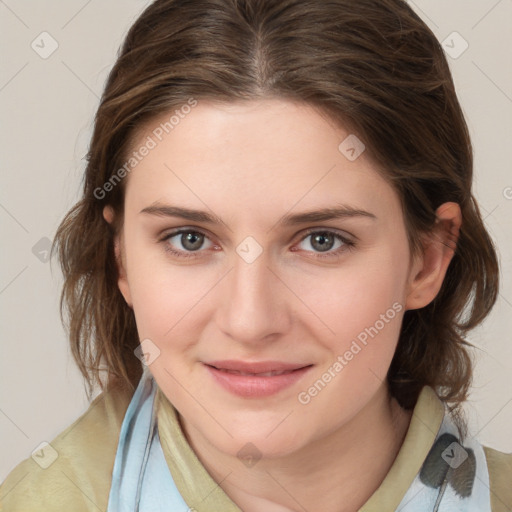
xmin=159 ymin=227 xmax=356 ymax=261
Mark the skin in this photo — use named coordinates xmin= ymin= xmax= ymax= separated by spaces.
xmin=104 ymin=98 xmax=461 ymax=512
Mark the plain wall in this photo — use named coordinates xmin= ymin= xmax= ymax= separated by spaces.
xmin=1 ymin=0 xmax=511 ymax=481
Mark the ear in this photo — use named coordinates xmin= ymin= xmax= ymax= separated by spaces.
xmin=103 ymin=206 xmax=133 ymax=308
xmin=405 ymin=202 xmax=461 ymax=311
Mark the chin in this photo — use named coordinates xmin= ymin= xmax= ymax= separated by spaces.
xmin=211 ymin=422 xmax=311 ymax=461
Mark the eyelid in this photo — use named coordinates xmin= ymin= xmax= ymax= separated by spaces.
xmin=159 ymin=226 xmax=217 ymax=247
xmin=296 ymin=226 xmax=356 ymax=243
xmin=159 ymin=226 xmax=214 ymax=242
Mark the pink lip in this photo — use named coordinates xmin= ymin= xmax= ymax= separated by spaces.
xmin=204 ymin=360 xmax=313 ymax=398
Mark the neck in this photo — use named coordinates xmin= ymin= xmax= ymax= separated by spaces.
xmin=179 ymin=383 xmax=412 ymax=512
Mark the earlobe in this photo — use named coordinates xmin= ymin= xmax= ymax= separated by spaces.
xmin=405 ymin=202 xmax=462 ymax=311
xmin=103 ymin=205 xmax=115 ymax=225
xmin=103 ymin=206 xmax=133 ymax=308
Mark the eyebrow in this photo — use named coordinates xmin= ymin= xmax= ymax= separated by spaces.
xmin=140 ymin=203 xmax=377 ymax=228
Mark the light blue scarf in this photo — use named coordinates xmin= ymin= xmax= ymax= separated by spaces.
xmin=107 ymin=367 xmax=492 ymax=512
xmin=107 ymin=366 xmax=190 ymax=511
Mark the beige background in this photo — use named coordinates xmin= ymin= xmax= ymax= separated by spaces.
xmin=1 ymin=0 xmax=511 ymax=481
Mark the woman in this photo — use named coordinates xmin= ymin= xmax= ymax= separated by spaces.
xmin=1 ymin=0 xmax=510 ymax=511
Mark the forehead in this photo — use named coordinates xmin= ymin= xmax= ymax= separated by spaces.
xmin=123 ymin=98 xmax=401 ymax=224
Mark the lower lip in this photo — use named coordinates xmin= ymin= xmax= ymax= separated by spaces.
xmin=204 ymin=364 xmax=313 ymax=398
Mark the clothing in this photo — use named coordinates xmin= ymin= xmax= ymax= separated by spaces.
xmin=1 ymin=368 xmax=511 ymax=511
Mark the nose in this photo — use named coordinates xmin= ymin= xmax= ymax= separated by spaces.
xmin=215 ymin=249 xmax=292 ymax=345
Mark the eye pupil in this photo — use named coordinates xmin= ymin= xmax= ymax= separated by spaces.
xmin=311 ymin=233 xmax=334 ymax=252
xmin=182 ymin=232 xmax=203 ymax=251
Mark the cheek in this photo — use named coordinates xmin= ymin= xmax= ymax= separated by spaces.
xmin=124 ymin=238 xmax=220 ymax=349
xmin=300 ymin=246 xmax=407 ymax=341
xmin=294 ymin=244 xmax=409 ymax=394
xmin=128 ymin=267 xmax=206 ymax=338
xmin=294 ymin=264 xmax=406 ymax=427
xmin=123 ymin=234 xmax=180 ymax=334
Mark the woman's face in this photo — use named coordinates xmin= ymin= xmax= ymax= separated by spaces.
xmin=112 ymin=98 xmax=422 ymax=459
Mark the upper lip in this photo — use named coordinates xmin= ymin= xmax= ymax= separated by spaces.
xmin=205 ymin=360 xmax=311 ymax=373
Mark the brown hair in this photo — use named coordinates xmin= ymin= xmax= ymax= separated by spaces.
xmin=53 ymin=0 xmax=499 ymax=434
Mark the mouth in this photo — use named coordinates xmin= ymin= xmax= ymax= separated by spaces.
xmin=203 ymin=360 xmax=314 ymax=398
